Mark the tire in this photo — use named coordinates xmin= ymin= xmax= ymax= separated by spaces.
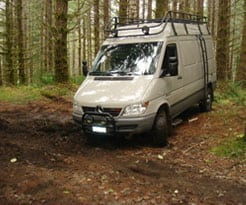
xmin=200 ymin=87 xmax=213 ymax=112
xmin=152 ymin=108 xmax=170 ymax=147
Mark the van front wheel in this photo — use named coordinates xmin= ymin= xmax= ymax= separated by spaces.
xmin=152 ymin=109 xmax=169 ymax=147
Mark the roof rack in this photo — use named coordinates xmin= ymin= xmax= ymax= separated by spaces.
xmin=106 ymin=10 xmax=210 ymax=38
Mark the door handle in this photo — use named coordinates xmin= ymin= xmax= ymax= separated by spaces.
xmin=177 ymin=76 xmax=182 ymax=80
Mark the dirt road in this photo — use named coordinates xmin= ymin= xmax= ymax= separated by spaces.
xmin=0 ymin=98 xmax=245 ymax=204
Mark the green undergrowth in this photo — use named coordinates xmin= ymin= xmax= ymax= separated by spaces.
xmin=215 ymin=81 xmax=245 ymax=107
xmin=211 ymin=134 xmax=246 ymax=159
xmin=212 ymin=81 xmax=246 ymax=159
xmin=0 ymin=86 xmax=41 ymax=103
xmin=0 ymin=83 xmax=79 ymax=104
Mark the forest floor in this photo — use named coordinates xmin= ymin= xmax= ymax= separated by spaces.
xmin=0 ymin=92 xmax=245 ymax=205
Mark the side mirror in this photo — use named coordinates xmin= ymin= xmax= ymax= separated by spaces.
xmin=82 ymin=61 xmax=88 ymax=76
xmin=159 ymin=69 xmax=167 ymax=78
xmin=169 ymin=62 xmax=178 ymax=76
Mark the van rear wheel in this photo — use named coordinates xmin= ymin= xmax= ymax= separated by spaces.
xmin=152 ymin=109 xmax=169 ymax=147
xmin=200 ymin=87 xmax=213 ymax=112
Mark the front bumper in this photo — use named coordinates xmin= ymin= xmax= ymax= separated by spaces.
xmin=72 ymin=112 xmax=155 ymax=135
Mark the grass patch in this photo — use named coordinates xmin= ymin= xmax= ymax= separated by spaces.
xmin=70 ymin=75 xmax=85 ymax=84
xmin=0 ymin=86 xmax=42 ymax=103
xmin=211 ymin=81 xmax=245 ymax=159
xmin=215 ymin=81 xmax=246 ymax=106
xmin=211 ymin=134 xmax=246 ymax=159
xmin=0 ymin=83 xmax=79 ymax=104
xmin=39 ymin=84 xmax=76 ymax=100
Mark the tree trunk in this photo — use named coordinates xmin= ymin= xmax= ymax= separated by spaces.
xmin=184 ymin=0 xmax=189 ymax=12
xmin=94 ymin=0 xmax=100 ymax=54
xmin=16 ymin=0 xmax=26 ymax=84
xmin=0 ymin=56 xmax=2 ymax=86
xmin=197 ymin=0 xmax=204 ymax=16
xmin=237 ymin=0 xmax=246 ymax=86
xmin=147 ymin=0 xmax=152 ymax=19
xmin=141 ymin=0 xmax=145 ymax=19
xmin=87 ymin=6 xmax=92 ymax=65
xmin=119 ymin=0 xmax=128 ymax=24
xmin=83 ymin=16 xmax=86 ymax=63
xmin=155 ymin=0 xmax=168 ymax=19
xmin=54 ymin=0 xmax=69 ymax=83
xmin=40 ymin=0 xmax=44 ymax=74
xmin=5 ymin=0 xmax=15 ymax=85
xmin=173 ymin=0 xmax=178 ymax=13
xmin=22 ymin=0 xmax=31 ymax=84
xmin=104 ymin=0 xmax=110 ymax=38
xmin=211 ymin=0 xmax=216 ymax=36
xmin=72 ymin=34 xmax=76 ymax=76
xmin=216 ymin=0 xmax=230 ymax=80
xmin=46 ymin=0 xmax=53 ymax=72
xmin=78 ymin=0 xmax=82 ymax=75
xmin=128 ymin=0 xmax=139 ymax=19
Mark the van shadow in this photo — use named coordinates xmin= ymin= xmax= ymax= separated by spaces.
xmin=85 ymin=105 xmax=202 ymax=150
xmin=177 ymin=105 xmax=202 ymax=121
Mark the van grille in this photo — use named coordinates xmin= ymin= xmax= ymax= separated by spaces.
xmin=82 ymin=106 xmax=122 ymax=117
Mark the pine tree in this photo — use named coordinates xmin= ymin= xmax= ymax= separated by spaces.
xmin=156 ymin=0 xmax=168 ymax=19
xmin=147 ymin=0 xmax=152 ymax=19
xmin=5 ymin=0 xmax=15 ymax=85
xmin=54 ymin=0 xmax=69 ymax=82
xmin=94 ymin=0 xmax=100 ymax=54
xmin=16 ymin=0 xmax=26 ymax=84
xmin=238 ymin=0 xmax=246 ymax=86
xmin=216 ymin=0 xmax=230 ymax=80
xmin=119 ymin=0 xmax=128 ymax=24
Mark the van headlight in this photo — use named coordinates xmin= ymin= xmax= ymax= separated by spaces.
xmin=73 ymin=101 xmax=82 ymax=114
xmin=123 ymin=102 xmax=149 ymax=117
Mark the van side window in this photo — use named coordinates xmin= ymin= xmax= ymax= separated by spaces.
xmin=162 ymin=44 xmax=178 ymax=76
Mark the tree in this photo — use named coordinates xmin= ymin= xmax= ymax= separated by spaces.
xmin=5 ymin=0 xmax=15 ymax=85
xmin=216 ymin=0 xmax=230 ymax=80
xmin=119 ymin=0 xmax=128 ymax=24
xmin=208 ymin=0 xmax=216 ymax=36
xmin=155 ymin=0 xmax=168 ymax=19
xmin=54 ymin=0 xmax=69 ymax=82
xmin=128 ymin=0 xmax=139 ymax=19
xmin=147 ymin=0 xmax=152 ymax=19
xmin=184 ymin=0 xmax=190 ymax=12
xmin=238 ymin=0 xmax=246 ymax=86
xmin=197 ymin=0 xmax=204 ymax=16
xmin=94 ymin=0 xmax=100 ymax=54
xmin=46 ymin=0 xmax=54 ymax=73
xmin=104 ymin=0 xmax=110 ymax=37
xmin=16 ymin=0 xmax=26 ymax=84
xmin=0 ymin=0 xmax=245 ymax=86
xmin=172 ymin=0 xmax=178 ymax=13
xmin=77 ymin=0 xmax=82 ymax=75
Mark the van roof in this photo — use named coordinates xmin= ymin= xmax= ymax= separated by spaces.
xmin=105 ymin=11 xmax=210 ymax=39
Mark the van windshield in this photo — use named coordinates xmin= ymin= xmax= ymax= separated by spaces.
xmin=90 ymin=42 xmax=163 ymax=76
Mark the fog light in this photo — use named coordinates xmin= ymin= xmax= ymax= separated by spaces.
xmin=85 ymin=115 xmax=93 ymax=124
xmin=100 ymin=120 xmax=107 ymax=125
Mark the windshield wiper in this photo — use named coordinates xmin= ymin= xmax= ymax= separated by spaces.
xmin=89 ymin=71 xmax=112 ymax=76
xmin=109 ymin=71 xmax=140 ymax=76
xmin=109 ymin=71 xmax=128 ymax=76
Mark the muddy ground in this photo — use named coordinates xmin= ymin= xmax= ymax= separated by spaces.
xmin=0 ymin=98 xmax=245 ymax=205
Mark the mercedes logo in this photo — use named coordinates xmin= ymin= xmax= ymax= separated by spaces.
xmin=96 ymin=106 xmax=104 ymax=113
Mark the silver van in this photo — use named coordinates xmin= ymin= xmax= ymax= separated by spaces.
xmin=73 ymin=11 xmax=216 ymax=146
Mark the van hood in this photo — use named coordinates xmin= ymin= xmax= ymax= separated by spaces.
xmin=74 ymin=76 xmax=153 ymax=107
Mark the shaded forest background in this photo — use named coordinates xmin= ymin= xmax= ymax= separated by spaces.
xmin=0 ymin=0 xmax=245 ymax=86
